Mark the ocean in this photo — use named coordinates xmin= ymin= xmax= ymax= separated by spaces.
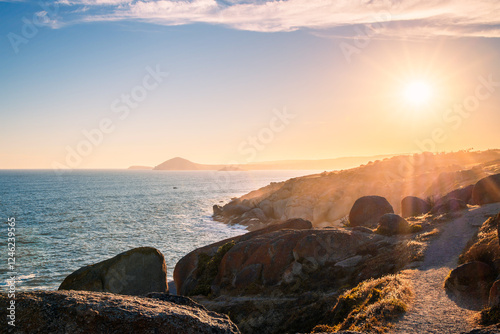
xmin=0 ymin=169 xmax=316 ymax=292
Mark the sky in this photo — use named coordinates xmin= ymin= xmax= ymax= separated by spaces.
xmin=1 ymin=0 xmax=500 ymax=169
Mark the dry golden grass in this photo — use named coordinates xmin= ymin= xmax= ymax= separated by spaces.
xmin=311 ymin=274 xmax=413 ymax=334
xmin=416 ymin=228 xmax=441 ymax=242
xmin=459 ymin=214 xmax=500 ymax=265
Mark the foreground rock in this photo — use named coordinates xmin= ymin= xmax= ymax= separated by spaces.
xmin=0 ymin=290 xmax=240 ymax=334
xmin=401 ymin=196 xmax=431 ymax=217
xmin=59 ymin=247 xmax=168 ymax=295
xmin=444 ymin=261 xmax=495 ymax=307
xmin=174 ymin=219 xmax=312 ymax=295
xmin=349 ymin=196 xmax=394 ymax=228
xmin=375 ymin=213 xmax=411 ymax=236
xmin=473 ymin=174 xmax=500 ymax=205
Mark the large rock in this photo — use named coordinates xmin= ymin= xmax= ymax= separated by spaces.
xmin=349 ymin=196 xmax=394 ymax=228
xmin=375 ymin=214 xmax=411 ymax=236
xmin=431 ymin=198 xmax=468 ymax=215
xmin=59 ymin=247 xmax=168 ymax=296
xmin=401 ymin=196 xmax=431 ymax=217
xmin=175 ymin=221 xmax=410 ymax=297
xmin=437 ymin=184 xmax=474 ymax=205
xmin=444 ymin=261 xmax=495 ymax=306
xmin=174 ymin=219 xmax=312 ymax=296
xmin=0 ymin=290 xmax=240 ymax=334
xmin=473 ymin=174 xmax=500 ymax=205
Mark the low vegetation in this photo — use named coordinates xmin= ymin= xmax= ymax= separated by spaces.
xmin=311 ymin=274 xmax=413 ymax=334
xmin=459 ymin=214 xmax=500 ymax=265
xmin=188 ymin=240 xmax=236 ymax=296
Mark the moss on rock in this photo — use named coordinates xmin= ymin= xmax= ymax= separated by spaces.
xmin=189 ymin=240 xmax=236 ymax=296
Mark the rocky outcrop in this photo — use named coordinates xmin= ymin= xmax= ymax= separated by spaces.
xmin=375 ymin=213 xmax=411 ymax=236
xmin=401 ymin=196 xmax=431 ymax=217
xmin=174 ymin=219 xmax=312 ymax=296
xmin=212 ymin=151 xmax=500 ymax=229
xmin=473 ymin=174 xmax=500 ymax=205
xmin=175 ymin=219 xmax=415 ymax=297
xmin=444 ymin=261 xmax=495 ymax=307
xmin=0 ymin=290 xmax=240 ymax=334
xmin=437 ymin=184 xmax=474 ymax=205
xmin=59 ymin=247 xmax=168 ymax=296
xmin=349 ymin=196 xmax=394 ymax=228
xmin=489 ymin=280 xmax=500 ymax=307
xmin=431 ymin=198 xmax=468 ymax=215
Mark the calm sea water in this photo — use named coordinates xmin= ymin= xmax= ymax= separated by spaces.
xmin=0 ymin=170 xmax=316 ymax=292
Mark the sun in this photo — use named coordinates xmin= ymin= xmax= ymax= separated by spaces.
xmin=404 ymin=81 xmax=432 ymax=105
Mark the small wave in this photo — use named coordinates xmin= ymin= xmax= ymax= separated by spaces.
xmin=227 ymin=223 xmax=249 ymax=231
xmin=18 ymin=273 xmax=37 ymax=280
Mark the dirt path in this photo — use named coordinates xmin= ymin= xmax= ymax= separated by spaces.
xmin=392 ymin=203 xmax=500 ymax=334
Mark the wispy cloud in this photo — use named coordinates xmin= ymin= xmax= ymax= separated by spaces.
xmin=30 ymin=0 xmax=500 ymax=37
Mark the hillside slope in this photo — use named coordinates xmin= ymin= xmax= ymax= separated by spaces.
xmin=213 ymin=150 xmax=500 ymax=227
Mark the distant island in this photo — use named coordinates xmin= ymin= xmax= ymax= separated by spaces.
xmin=128 ymin=154 xmax=397 ymax=172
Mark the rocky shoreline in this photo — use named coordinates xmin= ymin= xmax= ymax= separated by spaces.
xmin=212 ymin=151 xmax=500 ymax=231
xmin=3 ymin=152 xmax=500 ymax=334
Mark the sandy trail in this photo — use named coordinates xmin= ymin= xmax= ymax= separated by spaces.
xmin=392 ymin=203 xmax=500 ymax=334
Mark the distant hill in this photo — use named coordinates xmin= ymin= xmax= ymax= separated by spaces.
xmin=153 ymin=157 xmax=225 ymax=171
xmin=150 ymin=154 xmax=398 ymax=171
xmin=127 ymin=165 xmax=153 ymax=170
xmin=214 ymin=149 xmax=500 ymax=227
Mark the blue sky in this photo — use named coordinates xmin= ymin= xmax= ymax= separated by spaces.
xmin=1 ymin=0 xmax=500 ymax=169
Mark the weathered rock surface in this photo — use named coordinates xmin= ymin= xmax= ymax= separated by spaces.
xmin=175 ymin=219 xmax=414 ymax=297
xmin=375 ymin=213 xmax=411 ymax=236
xmin=59 ymin=247 xmax=168 ymax=296
xmin=174 ymin=219 xmax=312 ymax=296
xmin=473 ymin=174 xmax=500 ymax=205
xmin=431 ymin=198 xmax=468 ymax=215
xmin=445 ymin=261 xmax=495 ymax=307
xmin=349 ymin=196 xmax=394 ymax=228
xmin=0 ymin=290 xmax=240 ymax=334
xmin=401 ymin=196 xmax=431 ymax=217
xmin=437 ymin=184 xmax=474 ymax=205
xmin=197 ymin=291 xmax=338 ymax=334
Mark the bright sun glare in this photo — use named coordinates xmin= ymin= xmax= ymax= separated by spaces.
xmin=404 ymin=81 xmax=432 ymax=105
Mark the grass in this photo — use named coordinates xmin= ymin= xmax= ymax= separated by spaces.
xmin=459 ymin=215 xmax=500 ymax=265
xmin=416 ymin=228 xmax=441 ymax=242
xmin=311 ymin=274 xmax=413 ymax=334
xmin=188 ymin=240 xmax=236 ymax=296
xmin=410 ymin=224 xmax=423 ymax=233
